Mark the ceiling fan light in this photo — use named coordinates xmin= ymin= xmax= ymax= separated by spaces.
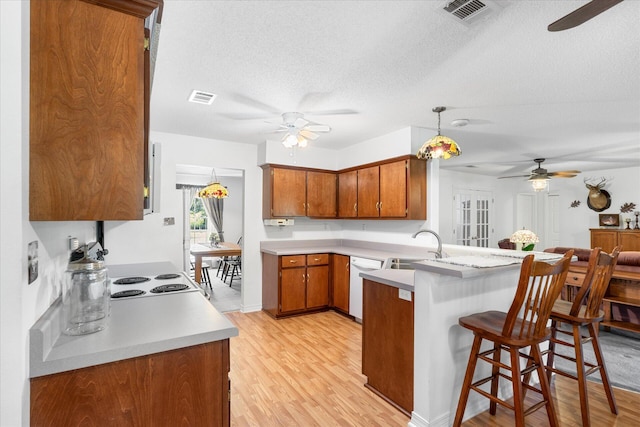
xmin=297 ymin=135 xmax=308 ymax=148
xmin=529 ymin=176 xmax=549 ymax=192
xmin=283 ymin=133 xmax=298 ymax=148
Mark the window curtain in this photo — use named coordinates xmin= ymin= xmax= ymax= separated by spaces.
xmin=202 ymin=198 xmax=225 ymax=242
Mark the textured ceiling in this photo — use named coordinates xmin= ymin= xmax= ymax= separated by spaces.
xmin=150 ymin=0 xmax=640 ymax=177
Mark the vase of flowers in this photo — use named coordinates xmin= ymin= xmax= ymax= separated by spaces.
xmin=209 ymin=232 xmax=220 ymax=247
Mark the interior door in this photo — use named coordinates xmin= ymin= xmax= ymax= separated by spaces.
xmin=453 ymin=190 xmax=492 ymax=247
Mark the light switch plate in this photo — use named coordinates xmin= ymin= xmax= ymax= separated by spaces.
xmin=399 ymin=288 xmax=412 ymax=301
xmin=163 ymin=217 xmax=175 ymax=226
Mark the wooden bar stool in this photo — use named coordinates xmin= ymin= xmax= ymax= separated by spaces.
xmin=542 ymin=246 xmax=621 ymax=427
xmin=453 ymin=251 xmax=573 ymax=427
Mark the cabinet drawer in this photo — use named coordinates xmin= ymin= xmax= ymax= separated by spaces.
xmin=306 ymin=254 xmax=329 ymax=266
xmin=566 ymin=272 xmax=586 ymax=286
xmin=281 ymin=255 xmax=306 ymax=268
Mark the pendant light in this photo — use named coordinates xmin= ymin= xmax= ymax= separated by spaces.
xmin=417 ymin=106 xmax=462 ymax=160
xmin=198 ymin=168 xmax=229 ymax=199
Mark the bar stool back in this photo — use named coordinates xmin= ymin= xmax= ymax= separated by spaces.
xmin=543 ymin=246 xmax=621 ymax=427
xmin=453 ymin=251 xmax=573 ymax=427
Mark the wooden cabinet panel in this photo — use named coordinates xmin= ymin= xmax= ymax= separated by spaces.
xmin=338 ymin=170 xmax=358 ymax=218
xmin=619 ymin=231 xmax=640 ymax=252
xmin=379 ymin=160 xmax=407 ymax=217
xmin=357 ymin=166 xmax=380 ymax=217
xmin=271 ymin=168 xmax=307 ymax=217
xmin=30 ymin=0 xmax=154 ymax=220
xmin=590 ymin=229 xmax=619 ymax=252
xmin=31 ymin=341 xmax=230 ymax=427
xmin=281 ymin=255 xmax=306 ymax=268
xmin=362 ymin=279 xmax=414 ymax=415
xmin=307 ymin=265 xmax=329 ymax=309
xmin=307 ymin=171 xmax=336 ymax=217
xmin=591 ymin=229 xmax=640 ymax=252
xmin=331 ymin=254 xmax=350 ymax=314
xmin=281 ymin=268 xmax=307 ymax=312
xmin=306 ymin=253 xmax=329 ymax=266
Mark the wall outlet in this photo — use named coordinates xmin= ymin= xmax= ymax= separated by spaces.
xmin=398 ymin=288 xmax=412 ymax=302
xmin=68 ymin=236 xmax=79 ymax=251
xmin=163 ymin=217 xmax=175 ymax=226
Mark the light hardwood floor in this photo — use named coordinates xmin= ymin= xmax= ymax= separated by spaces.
xmin=225 ymin=310 xmax=640 ymax=426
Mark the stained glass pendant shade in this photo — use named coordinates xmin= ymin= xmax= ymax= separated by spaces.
xmin=417 ymin=106 xmax=462 ymax=160
xmin=198 ymin=169 xmax=228 ymax=199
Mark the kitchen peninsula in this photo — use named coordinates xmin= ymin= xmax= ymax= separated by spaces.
xmin=359 ymin=250 xmax=566 ymax=426
xmin=30 ymin=263 xmax=238 ymax=426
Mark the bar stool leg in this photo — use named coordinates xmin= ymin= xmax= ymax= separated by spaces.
xmin=532 ymin=344 xmax=559 ymax=427
xmin=573 ymin=324 xmax=591 ymax=427
xmin=453 ymin=335 xmax=483 ymax=426
xmin=509 ymin=347 xmax=526 ymax=427
xmin=589 ymin=323 xmax=618 ymax=415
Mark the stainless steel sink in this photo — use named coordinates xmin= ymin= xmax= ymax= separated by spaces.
xmin=384 ymin=258 xmax=423 ymax=270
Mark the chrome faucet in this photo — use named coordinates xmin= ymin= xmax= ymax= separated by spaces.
xmin=412 ymin=229 xmax=443 ymax=259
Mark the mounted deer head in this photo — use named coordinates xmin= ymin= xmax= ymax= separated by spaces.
xmin=585 ymin=177 xmax=611 ymax=212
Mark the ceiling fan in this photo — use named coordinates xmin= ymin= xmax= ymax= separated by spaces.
xmin=498 ymin=158 xmax=581 ymax=191
xmin=271 ymin=112 xmax=331 ymax=148
xmin=548 ymin=0 xmax=623 ymax=32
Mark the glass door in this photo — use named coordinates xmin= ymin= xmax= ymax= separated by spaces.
xmin=454 ymin=190 xmax=492 ymax=247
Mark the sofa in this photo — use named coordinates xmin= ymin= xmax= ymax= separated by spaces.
xmin=544 ymin=247 xmax=640 ymax=335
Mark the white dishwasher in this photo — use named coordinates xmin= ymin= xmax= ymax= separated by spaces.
xmin=349 ymin=256 xmax=383 ymax=322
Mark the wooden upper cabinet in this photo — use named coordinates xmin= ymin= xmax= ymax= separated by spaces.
xmin=379 ymin=160 xmax=407 ymax=218
xmin=338 ymin=170 xmax=358 ymax=218
xmin=262 ymin=156 xmax=426 ymax=220
xmin=270 ymin=167 xmax=307 ymax=217
xmin=357 ymin=166 xmax=380 ymax=218
xmin=30 ymin=0 xmax=159 ymax=221
xmin=307 ymin=171 xmax=336 ymax=217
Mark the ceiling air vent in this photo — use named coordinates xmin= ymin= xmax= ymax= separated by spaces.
xmin=441 ymin=0 xmax=500 ymax=26
xmin=188 ymin=90 xmax=217 ymax=105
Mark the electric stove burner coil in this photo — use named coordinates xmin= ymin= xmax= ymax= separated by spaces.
xmin=113 ymin=276 xmax=150 ymax=285
xmin=155 ymin=273 xmax=182 ymax=280
xmin=150 ymin=284 xmax=189 ymax=293
xmin=111 ymin=289 xmax=146 ymax=298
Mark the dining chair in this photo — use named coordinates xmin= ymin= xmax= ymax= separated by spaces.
xmin=541 ymin=246 xmax=621 ymax=427
xmin=453 ymin=251 xmax=574 ymax=427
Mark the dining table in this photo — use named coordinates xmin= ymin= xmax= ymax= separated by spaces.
xmin=190 ymin=242 xmax=242 ymax=284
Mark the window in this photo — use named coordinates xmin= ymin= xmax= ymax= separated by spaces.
xmin=189 ymin=197 xmax=209 ymax=244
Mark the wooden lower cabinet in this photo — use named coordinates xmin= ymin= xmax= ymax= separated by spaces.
xmin=591 ymin=228 xmax=640 ymax=252
xmin=362 ymin=279 xmax=414 ymax=415
xmin=31 ymin=340 xmax=230 ymax=427
xmin=331 ymin=254 xmax=350 ymax=314
xmin=262 ymin=253 xmax=330 ymax=318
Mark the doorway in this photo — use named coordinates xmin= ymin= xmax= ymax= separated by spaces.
xmin=177 ymin=165 xmax=244 ymax=312
xmin=453 ymin=189 xmax=493 ymax=248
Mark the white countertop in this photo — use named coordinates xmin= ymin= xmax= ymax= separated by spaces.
xmin=30 ymin=263 xmax=238 ymax=378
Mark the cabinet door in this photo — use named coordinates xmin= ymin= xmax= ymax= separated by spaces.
xmin=357 ymin=166 xmax=380 ymax=218
xmin=30 ymin=0 xmax=147 ymax=220
xmin=338 ymin=170 xmax=358 ymax=218
xmin=591 ymin=230 xmax=617 ymax=252
xmin=379 ymin=160 xmax=407 ymax=218
xmin=271 ymin=168 xmax=306 ymax=217
xmin=306 ymin=265 xmax=329 ymax=309
xmin=280 ymin=268 xmax=307 ymax=312
xmin=307 ymin=171 xmax=337 ymax=217
xmin=619 ymin=231 xmax=640 ymax=251
xmin=331 ymin=254 xmax=350 ymax=313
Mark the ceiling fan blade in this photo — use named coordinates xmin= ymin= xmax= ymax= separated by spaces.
xmin=303 ymin=109 xmax=359 ymax=116
xmin=304 ymin=124 xmax=331 ymax=132
xmin=548 ymin=171 xmax=580 ymax=178
xmin=299 ymin=130 xmax=319 ymax=140
xmin=497 ymin=174 xmax=531 ymax=179
xmin=548 ymin=0 xmax=623 ymax=32
xmin=293 ymin=117 xmax=309 ymax=129
xmin=228 ymin=93 xmax=281 ymax=115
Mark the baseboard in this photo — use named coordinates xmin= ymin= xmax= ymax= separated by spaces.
xmin=240 ymin=303 xmax=262 ymax=313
